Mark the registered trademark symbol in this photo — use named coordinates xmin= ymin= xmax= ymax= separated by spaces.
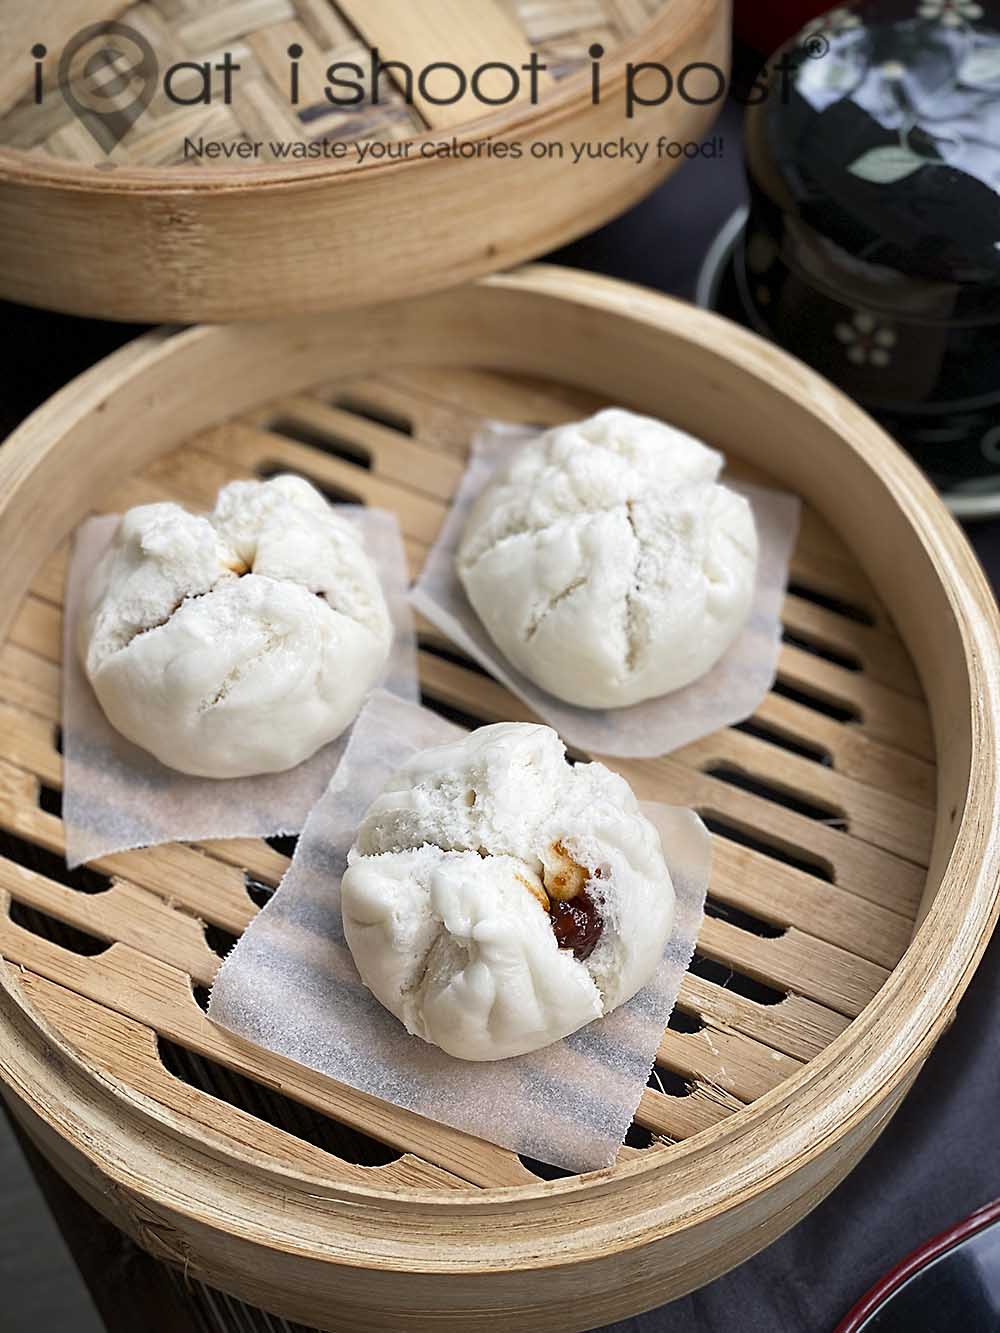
xmin=804 ymin=33 xmax=831 ymax=59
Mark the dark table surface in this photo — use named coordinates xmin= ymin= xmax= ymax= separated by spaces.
xmin=3 ymin=98 xmax=1000 ymax=1333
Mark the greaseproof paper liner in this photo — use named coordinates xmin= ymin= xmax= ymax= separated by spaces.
xmin=62 ymin=508 xmax=417 ymax=868
xmin=411 ymin=422 xmax=802 ymax=759
xmin=208 ymin=690 xmax=710 ymax=1174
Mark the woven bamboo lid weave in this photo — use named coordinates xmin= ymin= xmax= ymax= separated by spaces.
xmin=0 ymin=0 xmax=728 ymax=321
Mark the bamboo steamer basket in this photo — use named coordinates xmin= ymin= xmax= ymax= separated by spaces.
xmin=0 ymin=265 xmax=998 ymax=1329
xmin=0 ymin=0 xmax=727 ymax=322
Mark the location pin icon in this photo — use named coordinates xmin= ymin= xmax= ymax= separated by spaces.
xmin=59 ymin=22 xmax=158 ymax=156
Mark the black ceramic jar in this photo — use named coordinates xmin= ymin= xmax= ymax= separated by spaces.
xmin=719 ymin=0 xmax=1000 ymax=500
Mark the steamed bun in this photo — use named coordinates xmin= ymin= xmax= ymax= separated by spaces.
xmin=340 ymin=722 xmax=675 ymax=1061
xmin=457 ymin=408 xmax=758 ymax=708
xmin=79 ymin=475 xmax=391 ymax=778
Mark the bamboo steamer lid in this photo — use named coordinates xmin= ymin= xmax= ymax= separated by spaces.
xmin=0 ymin=0 xmax=729 ymax=322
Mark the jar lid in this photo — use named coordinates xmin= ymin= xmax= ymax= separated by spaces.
xmin=750 ymin=0 xmax=1000 ymax=318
